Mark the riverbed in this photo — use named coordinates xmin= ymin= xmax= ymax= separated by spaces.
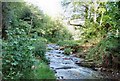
xmin=45 ymin=44 xmax=119 ymax=80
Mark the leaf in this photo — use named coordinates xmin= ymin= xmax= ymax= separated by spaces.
xmin=28 ymin=46 xmax=35 ymax=50
xmin=11 ymin=61 xmax=18 ymax=66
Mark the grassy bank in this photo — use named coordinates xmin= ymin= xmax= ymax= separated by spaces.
xmin=24 ymin=59 xmax=56 ymax=79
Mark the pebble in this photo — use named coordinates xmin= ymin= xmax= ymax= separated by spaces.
xmin=63 ymin=58 xmax=70 ymax=60
xmin=53 ymin=70 xmax=57 ymax=73
xmin=48 ymin=54 xmax=51 ymax=56
xmin=56 ymin=55 xmax=61 ymax=57
xmin=50 ymin=67 xmax=54 ymax=69
xmin=117 ymin=73 xmax=119 ymax=75
xmin=58 ymin=76 xmax=64 ymax=79
xmin=112 ymin=72 xmax=114 ymax=74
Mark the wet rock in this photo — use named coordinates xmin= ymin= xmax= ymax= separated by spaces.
xmin=84 ymin=59 xmax=94 ymax=62
xmin=54 ymin=46 xmax=59 ymax=49
xmin=79 ymin=61 xmax=95 ymax=68
xmin=56 ymin=66 xmax=74 ymax=69
xmin=63 ymin=58 xmax=70 ymax=60
xmin=45 ymin=44 xmax=107 ymax=79
xmin=47 ymin=61 xmax=50 ymax=64
xmin=53 ymin=70 xmax=57 ymax=73
xmin=70 ymin=57 xmax=84 ymax=64
xmin=94 ymin=67 xmax=102 ymax=71
xmin=59 ymin=47 xmax=65 ymax=50
xmin=48 ymin=54 xmax=51 ymax=56
xmin=107 ymin=69 xmax=113 ymax=73
xmin=69 ymin=54 xmax=76 ymax=57
xmin=54 ymin=47 xmax=58 ymax=50
xmin=58 ymin=52 xmax=61 ymax=53
xmin=50 ymin=67 xmax=54 ymax=69
xmin=57 ymin=76 xmax=64 ymax=79
xmin=117 ymin=72 xmax=119 ymax=75
xmin=101 ymin=68 xmax=107 ymax=71
xmin=56 ymin=55 xmax=61 ymax=57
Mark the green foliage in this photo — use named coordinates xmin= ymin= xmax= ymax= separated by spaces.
xmin=2 ymin=17 xmax=42 ymax=79
xmin=24 ymin=60 xmax=56 ymax=79
xmin=62 ymin=0 xmax=120 ymax=67
xmin=34 ymin=61 xmax=56 ymax=79
xmin=57 ymin=40 xmax=79 ymax=47
xmin=83 ymin=21 xmax=99 ymax=39
xmin=85 ymin=2 xmax=120 ymax=64
xmin=86 ymin=34 xmax=120 ymax=64
xmin=64 ymin=48 xmax=72 ymax=55
xmin=86 ymin=39 xmax=107 ymax=63
xmin=2 ymin=28 xmax=35 ymax=79
xmin=2 ymin=1 xmax=120 ymax=79
xmin=33 ymin=38 xmax=47 ymax=57
xmin=57 ymin=40 xmax=81 ymax=54
xmin=2 ymin=2 xmax=55 ymax=79
xmin=32 ymin=37 xmax=49 ymax=63
xmin=29 ymin=6 xmax=72 ymax=43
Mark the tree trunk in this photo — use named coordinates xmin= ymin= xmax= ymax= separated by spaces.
xmin=93 ymin=10 xmax=97 ymax=23
xmin=93 ymin=0 xmax=98 ymax=23
xmin=2 ymin=2 xmax=9 ymax=40
xmin=100 ymin=12 xmax=103 ymax=26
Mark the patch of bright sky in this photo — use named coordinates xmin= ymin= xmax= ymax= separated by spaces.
xmin=25 ymin=0 xmax=63 ymax=17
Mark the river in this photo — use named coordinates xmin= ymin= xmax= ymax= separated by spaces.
xmin=45 ymin=44 xmax=117 ymax=80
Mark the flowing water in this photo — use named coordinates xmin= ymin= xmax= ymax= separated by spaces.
xmin=45 ymin=44 xmax=105 ymax=79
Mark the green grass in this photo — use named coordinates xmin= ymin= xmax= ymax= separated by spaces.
xmin=64 ymin=48 xmax=72 ymax=55
xmin=57 ymin=40 xmax=79 ymax=47
xmin=24 ymin=60 xmax=56 ymax=79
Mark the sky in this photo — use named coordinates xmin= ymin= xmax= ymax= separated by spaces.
xmin=25 ymin=0 xmax=63 ymax=17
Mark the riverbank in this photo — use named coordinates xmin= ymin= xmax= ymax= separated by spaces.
xmin=46 ymin=44 xmax=111 ymax=79
xmin=55 ymin=44 xmax=120 ymax=79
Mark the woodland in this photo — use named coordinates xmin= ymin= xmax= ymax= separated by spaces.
xmin=1 ymin=0 xmax=120 ymax=80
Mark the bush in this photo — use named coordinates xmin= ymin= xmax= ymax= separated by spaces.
xmin=2 ymin=29 xmax=48 ymax=79
xmin=2 ymin=32 xmax=35 ymax=79
xmin=86 ymin=35 xmax=120 ymax=64
xmin=24 ymin=60 xmax=56 ymax=79
xmin=57 ymin=40 xmax=81 ymax=53
xmin=64 ymin=48 xmax=72 ymax=55
xmin=31 ymin=37 xmax=49 ymax=63
xmin=2 ymin=2 xmax=56 ymax=80
xmin=57 ymin=40 xmax=79 ymax=47
xmin=33 ymin=37 xmax=47 ymax=58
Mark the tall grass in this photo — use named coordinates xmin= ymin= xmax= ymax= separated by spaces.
xmin=24 ymin=60 xmax=56 ymax=80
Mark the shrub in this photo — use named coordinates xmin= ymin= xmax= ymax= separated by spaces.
xmin=86 ymin=34 xmax=120 ymax=64
xmin=57 ymin=40 xmax=79 ymax=47
xmin=2 ymin=2 xmax=57 ymax=80
xmin=2 ymin=21 xmax=36 ymax=79
xmin=24 ymin=60 xmax=56 ymax=80
xmin=32 ymin=37 xmax=47 ymax=61
xmin=64 ymin=48 xmax=72 ymax=55
xmin=57 ymin=40 xmax=81 ymax=53
xmin=2 ymin=29 xmax=48 ymax=79
xmin=2 ymin=32 xmax=35 ymax=79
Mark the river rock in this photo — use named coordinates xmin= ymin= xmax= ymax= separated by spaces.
xmin=79 ymin=61 xmax=95 ymax=68
xmin=45 ymin=44 xmax=107 ymax=79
